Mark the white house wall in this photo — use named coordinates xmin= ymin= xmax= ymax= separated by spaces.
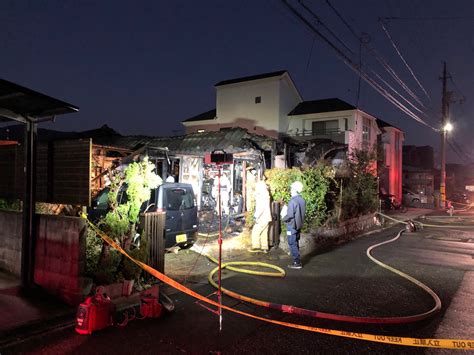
xmin=278 ymin=76 xmax=303 ymax=133
xmin=216 ymin=78 xmax=281 ymax=135
xmin=350 ymin=112 xmax=379 ymax=153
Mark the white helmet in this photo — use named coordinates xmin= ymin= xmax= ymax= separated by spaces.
xmin=291 ymin=181 xmax=303 ymax=194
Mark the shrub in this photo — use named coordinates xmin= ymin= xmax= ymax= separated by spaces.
xmin=339 ymin=148 xmax=378 ymax=220
xmin=265 ymin=164 xmax=335 ymax=229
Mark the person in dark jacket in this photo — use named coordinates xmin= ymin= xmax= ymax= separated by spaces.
xmin=281 ymin=181 xmax=306 ymax=269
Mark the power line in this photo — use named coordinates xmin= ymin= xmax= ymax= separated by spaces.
xmin=305 ymin=36 xmax=316 ymax=76
xmin=370 ymin=69 xmax=428 ymax=117
xmin=298 ymin=0 xmax=355 ymax=56
xmin=379 ymin=19 xmax=431 ymax=101
xmin=280 ymin=0 xmax=438 ymax=131
xmin=324 ymin=0 xmax=430 ymax=112
xmin=383 ymin=16 xmax=474 ymax=21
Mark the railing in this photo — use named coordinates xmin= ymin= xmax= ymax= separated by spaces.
xmin=294 ymin=128 xmax=343 ymax=137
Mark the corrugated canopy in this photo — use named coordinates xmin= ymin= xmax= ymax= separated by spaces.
xmin=0 ymin=78 xmax=79 ymax=123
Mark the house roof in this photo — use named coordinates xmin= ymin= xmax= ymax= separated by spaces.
xmin=377 ymin=118 xmax=402 ymax=131
xmin=288 ymin=98 xmax=356 ymax=116
xmin=97 ymin=127 xmax=275 ymax=157
xmin=0 ymin=124 xmax=121 ymax=143
xmin=182 ymin=109 xmax=216 ymax=123
xmin=215 ymin=70 xmax=287 ymax=87
xmin=0 ymin=78 xmax=78 ymax=123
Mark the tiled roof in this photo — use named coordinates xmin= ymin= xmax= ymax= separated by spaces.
xmin=103 ymin=127 xmax=275 ymax=156
xmin=215 ymin=70 xmax=287 ymax=87
xmin=288 ymin=98 xmax=355 ymax=116
xmin=182 ymin=109 xmax=216 ymax=123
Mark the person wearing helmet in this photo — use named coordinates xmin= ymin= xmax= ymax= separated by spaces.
xmin=281 ymin=181 xmax=306 ymax=269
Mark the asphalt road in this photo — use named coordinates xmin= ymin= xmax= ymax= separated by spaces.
xmin=2 ymin=211 xmax=473 ymax=354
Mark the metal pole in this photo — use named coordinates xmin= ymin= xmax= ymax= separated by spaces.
xmin=21 ymin=119 xmax=37 ymax=288
xmin=440 ymin=62 xmax=448 ymax=209
xmin=217 ymin=165 xmax=223 ymax=331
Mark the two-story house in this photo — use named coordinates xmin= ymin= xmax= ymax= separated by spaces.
xmin=182 ymin=70 xmax=302 ymax=138
xmin=179 ymin=69 xmax=403 ymax=211
xmin=287 ymin=98 xmax=380 ymax=155
xmin=182 ymin=70 xmax=380 ymax=155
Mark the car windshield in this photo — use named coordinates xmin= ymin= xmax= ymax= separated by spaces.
xmin=166 ymin=187 xmax=194 ymax=210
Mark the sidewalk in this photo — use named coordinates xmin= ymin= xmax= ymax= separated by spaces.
xmin=0 ymin=207 xmax=469 ymax=349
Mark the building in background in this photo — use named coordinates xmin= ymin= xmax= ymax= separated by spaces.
xmin=402 ymin=145 xmax=435 ymax=205
xmin=377 ymin=119 xmax=404 ymax=203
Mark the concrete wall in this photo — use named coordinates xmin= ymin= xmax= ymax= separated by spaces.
xmin=34 ymin=215 xmax=88 ymax=305
xmin=280 ymin=213 xmax=377 ymax=257
xmin=0 ymin=211 xmax=22 ymax=276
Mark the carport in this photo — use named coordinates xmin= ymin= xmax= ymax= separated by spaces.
xmin=0 ymin=78 xmax=78 ymax=288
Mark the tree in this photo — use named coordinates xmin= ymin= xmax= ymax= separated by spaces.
xmin=95 ymin=157 xmax=162 ymax=283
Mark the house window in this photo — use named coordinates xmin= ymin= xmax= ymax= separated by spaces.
xmin=311 ymin=120 xmax=339 ymax=135
xmin=255 ymin=96 xmax=261 ymax=104
xmin=362 ymin=117 xmax=371 ymax=144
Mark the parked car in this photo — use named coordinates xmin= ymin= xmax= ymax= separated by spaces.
xmin=88 ymin=182 xmax=198 ymax=249
xmin=402 ymin=188 xmax=423 ymax=206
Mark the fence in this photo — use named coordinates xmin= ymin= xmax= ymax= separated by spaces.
xmin=142 ymin=211 xmax=166 ymax=274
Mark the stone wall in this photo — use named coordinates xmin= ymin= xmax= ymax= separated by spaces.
xmin=34 ymin=215 xmax=89 ymax=305
xmin=0 ymin=211 xmax=22 ymax=276
xmin=280 ymin=213 xmax=377 ymax=257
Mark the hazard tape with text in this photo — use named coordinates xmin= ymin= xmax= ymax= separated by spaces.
xmin=81 ymin=214 xmax=474 ymax=350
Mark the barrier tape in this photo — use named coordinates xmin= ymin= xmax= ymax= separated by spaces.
xmin=81 ymin=214 xmax=474 ymax=350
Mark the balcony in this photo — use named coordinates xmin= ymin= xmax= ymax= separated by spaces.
xmin=291 ymin=128 xmax=347 ymax=144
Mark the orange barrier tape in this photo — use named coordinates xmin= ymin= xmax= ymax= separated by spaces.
xmin=82 ymin=214 xmax=474 ymax=350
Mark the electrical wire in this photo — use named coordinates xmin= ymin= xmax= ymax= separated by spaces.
xmin=326 ymin=0 xmax=436 ymax=117
xmin=298 ymin=0 xmax=355 ymax=56
xmin=326 ymin=0 xmax=426 ymax=108
xmin=382 ymin=16 xmax=474 ymax=21
xmin=325 ymin=0 xmax=430 ymax=111
xmin=320 ymin=0 xmax=427 ymax=117
xmin=379 ymin=19 xmax=431 ymax=101
xmin=281 ymin=0 xmax=438 ymax=131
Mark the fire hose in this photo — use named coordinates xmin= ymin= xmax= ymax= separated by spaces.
xmin=204 ymin=228 xmax=441 ymax=324
xmin=81 ymin=213 xmax=474 ymax=349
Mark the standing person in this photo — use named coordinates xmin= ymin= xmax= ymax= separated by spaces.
xmin=249 ymin=177 xmax=272 ymax=253
xmin=213 ymin=171 xmax=231 ymax=215
xmin=281 ymin=181 xmax=306 ymax=269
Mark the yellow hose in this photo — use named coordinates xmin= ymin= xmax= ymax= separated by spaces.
xmin=205 ymin=255 xmax=285 ymax=309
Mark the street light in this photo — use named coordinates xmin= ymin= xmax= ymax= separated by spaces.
xmin=444 ymin=122 xmax=453 ymax=132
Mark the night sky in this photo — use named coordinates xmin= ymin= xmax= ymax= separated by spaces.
xmin=1 ymin=0 xmax=473 ymax=163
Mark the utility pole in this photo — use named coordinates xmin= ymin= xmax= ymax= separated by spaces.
xmin=440 ymin=62 xmax=450 ymax=208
